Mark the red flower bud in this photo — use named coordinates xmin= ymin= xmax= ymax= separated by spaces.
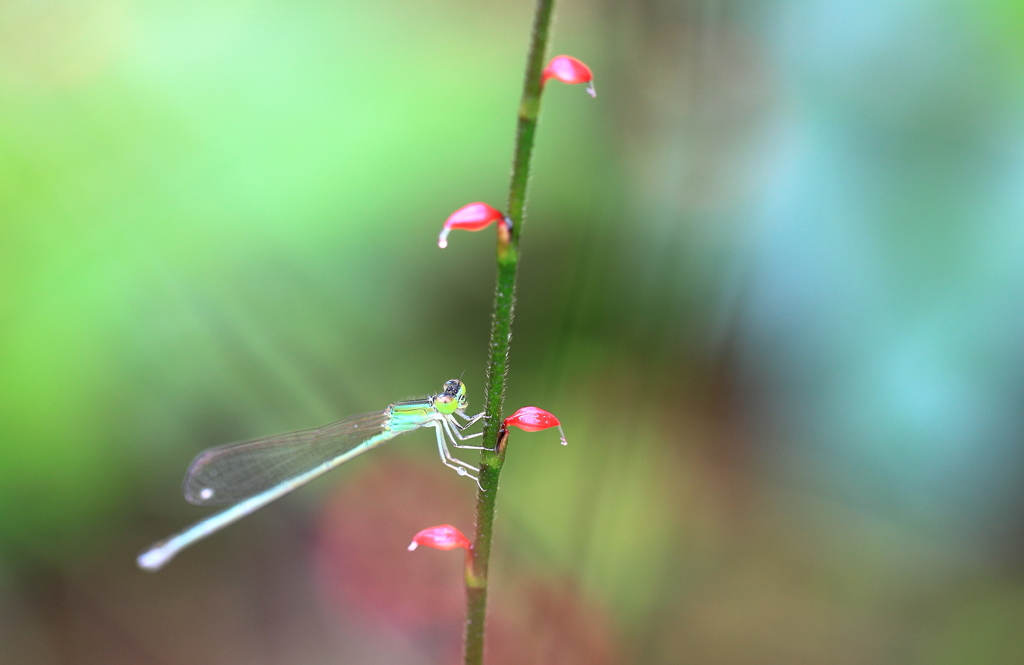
xmin=503 ymin=406 xmax=568 ymax=445
xmin=407 ymin=524 xmax=471 ymax=552
xmin=437 ymin=202 xmax=510 ymax=248
xmin=541 ymin=55 xmax=596 ymax=98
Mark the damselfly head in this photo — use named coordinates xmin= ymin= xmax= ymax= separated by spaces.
xmin=439 ymin=379 xmax=468 ymax=412
xmin=442 ymin=379 xmax=465 ymax=397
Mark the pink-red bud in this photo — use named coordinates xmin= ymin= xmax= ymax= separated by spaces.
xmin=407 ymin=524 xmax=471 ymax=552
xmin=541 ymin=55 xmax=596 ymax=98
xmin=503 ymin=406 xmax=568 ymax=445
xmin=438 ymin=202 xmax=510 ymax=248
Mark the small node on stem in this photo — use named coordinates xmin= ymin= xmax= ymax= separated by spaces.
xmin=541 ymin=55 xmax=596 ymax=98
xmin=437 ymin=202 xmax=509 ymax=248
xmin=504 ymin=406 xmax=568 ymax=445
xmin=496 ymin=426 xmax=510 ymax=455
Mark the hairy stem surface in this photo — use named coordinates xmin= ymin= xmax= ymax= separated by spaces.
xmin=463 ymin=1 xmax=556 ymax=663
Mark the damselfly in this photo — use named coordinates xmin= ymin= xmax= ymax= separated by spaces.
xmin=137 ymin=379 xmax=486 ymax=571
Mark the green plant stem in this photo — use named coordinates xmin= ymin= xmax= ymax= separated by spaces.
xmin=463 ymin=1 xmax=556 ymax=663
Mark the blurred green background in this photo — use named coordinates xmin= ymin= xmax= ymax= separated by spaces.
xmin=3 ymin=0 xmax=1024 ymax=663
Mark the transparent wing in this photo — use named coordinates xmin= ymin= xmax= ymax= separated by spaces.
xmin=183 ymin=411 xmax=391 ymax=506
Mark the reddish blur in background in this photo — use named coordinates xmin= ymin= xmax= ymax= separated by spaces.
xmin=3 ymin=0 xmax=1024 ymax=663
